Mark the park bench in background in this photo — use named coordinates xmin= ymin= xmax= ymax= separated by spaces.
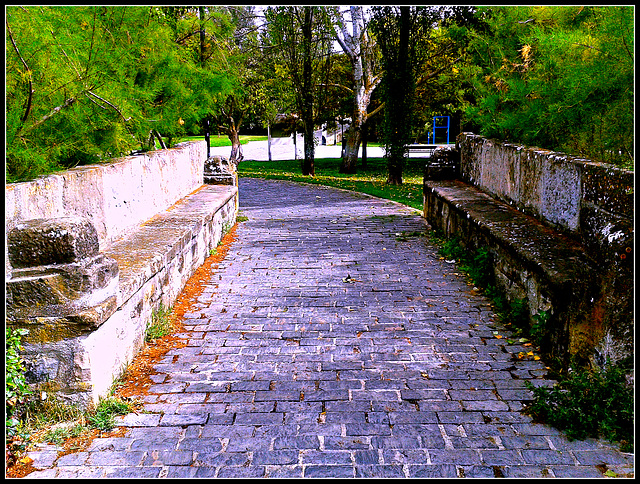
xmin=406 ymin=144 xmax=438 ymax=158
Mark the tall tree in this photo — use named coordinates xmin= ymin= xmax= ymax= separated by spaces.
xmin=329 ymin=6 xmax=382 ymax=174
xmin=371 ymin=6 xmax=479 ymax=184
xmin=372 ymin=6 xmax=414 ymax=185
xmin=264 ymin=7 xmax=333 ymax=176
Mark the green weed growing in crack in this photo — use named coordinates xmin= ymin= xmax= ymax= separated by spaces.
xmin=145 ymin=303 xmax=174 ymax=342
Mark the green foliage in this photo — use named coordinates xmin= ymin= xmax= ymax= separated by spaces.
xmin=87 ymin=396 xmax=133 ymax=431
xmin=525 ymin=365 xmax=634 ymax=452
xmin=42 ymin=423 xmax=88 ymax=445
xmin=530 ymin=309 xmax=552 ymax=347
xmin=145 ymin=304 xmax=174 ymax=342
xmin=465 ymin=6 xmax=634 ymax=169
xmin=5 ymin=328 xmax=32 ymax=407
xmin=5 ymin=328 xmax=33 ymax=438
xmin=5 ymin=6 xmax=237 ymax=182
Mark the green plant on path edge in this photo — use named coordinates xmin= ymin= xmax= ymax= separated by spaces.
xmin=145 ymin=303 xmax=175 ymax=342
xmin=5 ymin=327 xmax=141 ymax=470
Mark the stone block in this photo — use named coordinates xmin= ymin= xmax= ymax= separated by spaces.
xmin=6 ymin=217 xmax=120 ymax=345
xmin=203 ymin=155 xmax=238 ymax=186
xmin=8 ymin=216 xmax=100 ymax=269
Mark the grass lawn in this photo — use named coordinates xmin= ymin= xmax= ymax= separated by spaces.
xmin=177 ymin=135 xmax=268 ymax=146
xmin=238 ymin=156 xmax=426 ymax=212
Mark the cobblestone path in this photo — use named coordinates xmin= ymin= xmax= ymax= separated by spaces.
xmin=26 ymin=178 xmax=633 ymax=478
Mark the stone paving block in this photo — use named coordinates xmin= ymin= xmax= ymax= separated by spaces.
xmin=194 ymin=452 xmax=251 ymax=467
xmin=200 ymin=424 xmax=254 ymax=438
xmin=26 ymin=450 xmax=61 ymax=469
xmin=436 ymin=411 xmax=486 ymax=424
xmin=216 ymin=466 xmax=267 ymax=478
xmin=252 ymin=450 xmax=299 ymax=465
xmin=504 ymin=465 xmax=554 ymax=478
xmin=499 ymin=435 xmax=551 ymax=450
xmin=159 ymin=413 xmax=209 ymax=426
xmin=177 ymin=438 xmax=223 ymax=453
xmin=115 ymin=413 xmax=162 ymax=427
xmin=461 ymin=400 xmax=510 ymax=411
xmin=354 ymin=450 xmax=382 ymax=465
xmin=355 ymin=465 xmax=406 ymax=478
xmin=86 ymin=451 xmax=146 ymax=466
xmin=480 ymin=449 xmax=527 ymax=465
xmin=461 ymin=465 xmax=498 ymax=478
xmin=273 ymin=435 xmax=321 ymax=450
xmin=55 ymin=452 xmax=89 ymax=466
xmin=233 ymin=412 xmax=284 ymax=425
xmin=86 ymin=437 xmax=134 ymax=451
xmin=573 ymin=449 xmax=633 ymax=466
xmin=521 ymin=449 xmax=575 ymax=465
xmin=551 ymin=466 xmax=605 ymax=478
xmin=428 ymin=449 xmax=482 ymax=465
xmin=141 ymin=450 xmax=194 ymax=466
xmin=265 ymin=465 xmax=304 ymax=478
xmin=388 ymin=411 xmax=438 ymax=424
xmin=301 ymin=450 xmax=353 ymax=465
xmin=408 ymin=464 xmax=459 ymax=478
xmin=304 ymin=465 xmax=356 ymax=478
xmin=102 ymin=467 xmax=161 ymax=478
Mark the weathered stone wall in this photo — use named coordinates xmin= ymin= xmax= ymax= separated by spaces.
xmin=425 ymin=134 xmax=633 ymax=370
xmin=4 ymin=141 xmax=241 ymax=407
xmin=457 ymin=133 xmax=633 ymax=265
xmin=5 ymin=141 xmax=207 ymax=277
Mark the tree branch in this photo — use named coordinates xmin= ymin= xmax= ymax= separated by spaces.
xmin=22 ymin=97 xmax=78 ymax=134
xmin=86 ymin=91 xmax=132 ymax=123
xmin=365 ymin=102 xmax=385 ymax=120
xmin=6 ymin=17 xmax=34 ymax=125
xmin=318 ymin=83 xmax=354 ymax=94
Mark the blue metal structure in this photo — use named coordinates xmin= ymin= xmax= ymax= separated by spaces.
xmin=431 ymin=116 xmax=450 ymax=145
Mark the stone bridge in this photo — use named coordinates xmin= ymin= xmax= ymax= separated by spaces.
xmin=6 ymin=136 xmax=634 ymax=478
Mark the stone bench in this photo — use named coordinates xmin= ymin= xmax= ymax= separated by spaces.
xmin=423 ymin=136 xmax=633 ymax=371
xmin=6 ymin=142 xmax=238 ymax=408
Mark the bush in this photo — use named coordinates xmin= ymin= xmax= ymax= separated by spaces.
xmin=5 ymin=328 xmax=33 ymax=438
xmin=525 ymin=364 xmax=634 ymax=452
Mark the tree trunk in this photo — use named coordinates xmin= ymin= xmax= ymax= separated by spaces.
xmin=228 ymin=126 xmax=243 ymax=162
xmin=340 ymin=126 xmax=361 ymax=174
xmin=333 ymin=6 xmax=381 ymax=175
xmin=302 ymin=124 xmax=315 ymax=175
xmin=361 ymin=122 xmax=368 ymax=170
xmin=300 ymin=7 xmax=315 ymax=176
xmin=267 ymin=123 xmax=272 ymax=161
xmin=386 ymin=146 xmax=405 ymax=185
xmin=385 ymin=6 xmax=412 ymax=186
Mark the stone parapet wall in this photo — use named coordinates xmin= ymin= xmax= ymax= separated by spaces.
xmin=5 ymin=141 xmax=241 ymax=407
xmin=457 ymin=133 xmax=633 ymax=266
xmin=5 ymin=141 xmax=207 ymax=276
xmin=425 ymin=134 xmax=633 ymax=371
